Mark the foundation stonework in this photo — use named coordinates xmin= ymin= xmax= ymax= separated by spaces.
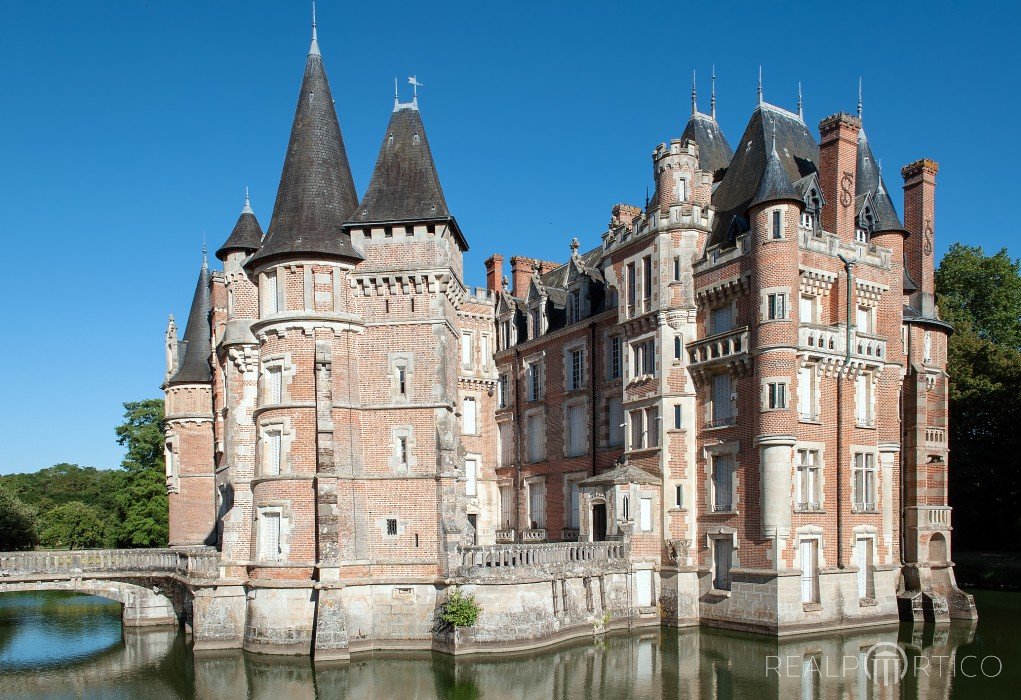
xmin=157 ymin=26 xmax=974 ymax=656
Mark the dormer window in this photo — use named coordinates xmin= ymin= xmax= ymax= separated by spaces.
xmin=568 ymin=289 xmax=582 ymax=324
xmin=801 ymin=211 xmax=815 ymax=229
xmin=856 ymin=227 xmax=870 ymax=244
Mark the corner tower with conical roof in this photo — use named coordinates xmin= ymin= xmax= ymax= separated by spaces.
xmin=164 ymin=253 xmax=217 ymax=547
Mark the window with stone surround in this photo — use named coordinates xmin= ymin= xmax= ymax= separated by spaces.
xmin=480 ymin=334 xmax=491 ymax=369
xmin=631 ymin=337 xmax=656 ymax=378
xmin=262 ymin=269 xmax=283 ymax=315
xmin=712 ymin=537 xmax=733 ymax=591
xmin=565 ymin=402 xmax=586 ymax=457
xmin=771 ymin=209 xmax=783 ymax=240
xmin=856 ymin=305 xmax=874 ymax=334
xmin=711 ymin=454 xmax=734 ymax=512
xmin=639 ymin=497 xmax=653 ymax=532
xmin=709 ymin=303 xmax=734 ymax=335
xmin=566 ymin=346 xmax=585 ymax=391
xmin=465 ymin=457 xmax=478 ymax=497
xmin=526 ymin=477 xmax=546 ymax=529
xmin=642 ymin=255 xmax=653 ymax=306
xmin=798 ymin=364 xmax=819 ymax=421
xmin=461 ymin=332 xmax=474 ymax=369
xmin=526 ymin=410 xmax=545 ymax=463
xmin=462 ymin=396 xmax=478 ymax=435
xmin=608 ymin=335 xmax=623 ymax=379
xmin=853 ymin=536 xmax=876 ymax=599
xmin=852 ymin=452 xmax=877 ymax=511
xmin=710 ymin=373 xmax=735 ymax=426
xmin=563 ymin=473 xmax=585 ymax=530
xmin=497 ymin=374 xmax=509 ymax=409
xmin=498 ymin=420 xmax=514 ymax=466
xmin=800 ymin=539 xmax=820 ymax=603
xmin=628 ymin=406 xmax=659 ymax=450
xmin=608 ymin=397 xmax=624 ymax=446
xmin=855 ymin=374 xmax=874 ymax=427
xmin=390 ymin=426 xmax=416 ymax=472
xmin=762 ymin=379 xmax=789 ymax=411
xmin=796 ymin=449 xmax=821 ymax=511
xmin=265 ymin=365 xmax=283 ymax=405
xmin=257 ymin=508 xmax=284 ymax=562
xmin=626 ymin=262 xmax=637 ymax=316
xmin=800 ymin=294 xmax=818 ymax=324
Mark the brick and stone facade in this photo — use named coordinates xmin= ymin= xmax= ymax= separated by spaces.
xmin=163 ymin=25 xmax=974 ymax=656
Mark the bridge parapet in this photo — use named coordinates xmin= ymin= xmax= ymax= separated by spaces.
xmin=455 ymin=541 xmax=630 ymax=582
xmin=0 ymin=547 xmax=219 ymax=581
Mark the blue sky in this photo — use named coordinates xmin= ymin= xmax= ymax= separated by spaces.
xmin=0 ymin=1 xmax=1015 ymax=475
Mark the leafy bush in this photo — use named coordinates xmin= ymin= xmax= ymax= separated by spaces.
xmin=39 ymin=501 xmax=108 ymax=550
xmin=439 ymin=588 xmax=481 ymax=628
xmin=0 ymin=485 xmax=39 ymax=551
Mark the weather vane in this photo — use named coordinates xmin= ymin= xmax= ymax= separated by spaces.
xmin=408 ymin=75 xmax=423 ymax=99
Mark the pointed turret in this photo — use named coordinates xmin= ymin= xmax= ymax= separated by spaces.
xmin=167 ymin=257 xmax=212 ymax=385
xmin=349 ymin=100 xmax=468 ymax=249
xmin=216 ymin=190 xmax=265 ymax=260
xmin=856 ymin=129 xmax=907 ymax=234
xmin=680 ymin=71 xmax=733 ymax=181
xmin=247 ymin=18 xmax=361 ymax=268
xmin=750 ymin=134 xmax=800 ymax=208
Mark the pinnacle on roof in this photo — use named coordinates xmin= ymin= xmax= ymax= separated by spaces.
xmin=247 ymin=12 xmax=361 ymax=268
xmin=856 ymin=128 xmax=907 ymax=234
xmin=348 ymin=97 xmax=468 ymax=249
xmin=681 ymin=71 xmax=733 ymax=181
xmin=216 ymin=189 xmax=265 ymax=260
xmin=167 ymin=257 xmax=212 ymax=386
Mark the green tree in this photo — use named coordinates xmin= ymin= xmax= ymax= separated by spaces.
xmin=113 ymin=399 xmax=168 ymax=547
xmin=38 ymin=501 xmax=108 ymax=549
xmin=936 ymin=244 xmax=1021 ymax=550
xmin=0 ymin=485 xmax=39 ymax=551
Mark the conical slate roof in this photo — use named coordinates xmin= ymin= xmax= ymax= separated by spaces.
xmin=248 ymin=32 xmax=361 ymax=267
xmin=750 ymin=140 xmax=800 ymax=208
xmin=680 ymin=112 xmax=734 ymax=181
xmin=168 ymin=260 xmax=212 ymax=385
xmin=354 ymin=105 xmax=449 ymax=223
xmin=856 ymin=130 xmax=906 ymax=234
xmin=216 ymin=194 xmax=264 ymax=260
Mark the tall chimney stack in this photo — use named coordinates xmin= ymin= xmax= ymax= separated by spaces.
xmin=510 ymin=256 xmax=534 ymax=298
xmin=902 ymin=159 xmax=939 ymax=307
xmin=484 ymin=254 xmax=504 ymax=293
xmin=818 ymin=113 xmax=862 ymax=243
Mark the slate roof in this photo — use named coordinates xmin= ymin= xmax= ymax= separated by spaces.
xmin=215 ymin=198 xmax=264 ymax=260
xmin=168 ymin=261 xmax=212 ymax=385
xmin=750 ymin=140 xmax=801 ymax=208
xmin=680 ymin=112 xmax=734 ymax=181
xmin=577 ymin=463 xmax=659 ymax=488
xmin=856 ymin=130 xmax=906 ymax=233
xmin=537 ymin=245 xmax=604 ymax=291
xmin=247 ymin=40 xmax=361 ymax=267
xmin=707 ymin=104 xmax=819 ymax=249
xmin=350 ymin=105 xmax=467 ymax=250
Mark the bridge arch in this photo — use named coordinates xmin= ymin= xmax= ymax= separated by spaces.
xmin=0 ymin=577 xmax=181 ymax=627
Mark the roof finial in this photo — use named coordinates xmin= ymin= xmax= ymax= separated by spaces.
xmin=857 ymin=77 xmax=863 ymax=119
xmin=202 ymin=234 xmax=208 ymax=270
xmin=408 ymin=75 xmax=422 ymax=108
xmin=770 ymin=115 xmax=777 ymax=155
xmin=710 ymin=65 xmax=717 ymax=119
xmin=309 ymin=1 xmax=320 ymax=56
xmin=394 ymin=77 xmax=399 ymax=109
xmin=691 ymin=69 xmax=697 ymax=116
xmin=757 ymin=66 xmax=763 ymax=105
xmin=242 ymin=186 xmax=253 ymax=215
xmin=797 ymin=81 xmax=803 ymax=120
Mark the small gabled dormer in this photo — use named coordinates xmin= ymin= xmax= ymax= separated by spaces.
xmin=796 ymin=173 xmax=824 ymax=236
xmin=856 ymin=193 xmax=877 ymax=245
xmin=526 ymin=274 xmax=549 ymax=340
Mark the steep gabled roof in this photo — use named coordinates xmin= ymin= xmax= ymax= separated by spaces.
xmin=680 ymin=112 xmax=734 ymax=181
xmin=707 ymin=103 xmax=819 ymax=249
xmin=216 ymin=194 xmax=264 ymax=260
xmin=247 ymin=30 xmax=361 ymax=268
xmin=167 ymin=260 xmax=212 ymax=385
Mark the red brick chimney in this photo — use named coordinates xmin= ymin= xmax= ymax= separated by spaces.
xmin=818 ymin=113 xmax=862 ymax=243
xmin=902 ymin=159 xmax=939 ymax=299
xmin=484 ymin=254 xmax=504 ymax=293
xmin=510 ymin=256 xmax=534 ymax=298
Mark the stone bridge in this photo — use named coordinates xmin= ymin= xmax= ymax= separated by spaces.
xmin=0 ymin=547 xmax=219 ymax=627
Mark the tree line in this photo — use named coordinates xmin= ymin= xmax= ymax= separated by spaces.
xmin=0 ymin=400 xmax=167 ymax=550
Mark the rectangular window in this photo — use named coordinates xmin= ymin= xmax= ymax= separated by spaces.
xmin=497 ymin=374 xmax=508 ymax=409
xmin=386 ymin=518 xmax=398 ymax=536
xmin=527 ymin=362 xmax=542 ymax=401
xmin=259 ymin=511 xmax=282 ymax=561
xmin=500 ymin=485 xmax=514 ymax=529
xmin=772 ymin=209 xmax=783 ymax=239
xmin=800 ymin=540 xmax=820 ymax=603
xmin=569 ymin=349 xmax=584 ymax=390
xmin=642 ymin=256 xmax=653 ymax=303
xmin=854 ymin=538 xmax=876 ymax=599
xmin=632 ymin=338 xmax=655 ymax=377
xmin=527 ymin=480 xmax=546 ymax=528
xmin=266 ymin=366 xmax=282 ymax=404
xmin=608 ymin=397 xmax=624 ymax=446
xmin=647 ymin=407 xmax=659 ymax=447
xmin=462 ymin=397 xmax=477 ymax=434
xmin=768 ymin=381 xmax=787 ymax=409
xmin=481 ymin=335 xmax=491 ymax=369
xmin=712 ymin=454 xmax=733 ymax=511
xmin=674 ymin=484 xmax=683 ymax=508
xmin=264 ymin=271 xmax=279 ymax=314
xmin=531 ymin=309 xmax=541 ymax=339
xmin=626 ymin=262 xmax=637 ymax=312
xmin=673 ymin=335 xmax=682 ymax=361
xmin=568 ymin=290 xmax=581 ymax=323
xmin=397 ymin=366 xmax=408 ymax=397
xmin=800 ymin=295 xmax=815 ymax=323
xmin=499 ymin=422 xmax=513 ymax=466
xmin=566 ymin=404 xmax=586 ymax=457
xmin=674 ymin=404 xmax=682 ymax=429
xmin=853 ymin=453 xmax=877 ymax=510
xmin=855 ymin=375 xmax=873 ymax=426
xmin=629 ymin=409 xmax=645 ymax=449
xmin=526 ymin=413 xmax=545 ymax=463
xmin=610 ymin=336 xmax=622 ymax=378
xmin=796 ymin=449 xmax=820 ymax=510
xmin=799 ymin=365 xmax=817 ymax=420
xmin=713 ymin=539 xmax=733 ymax=591
xmin=710 ymin=305 xmax=734 ymax=335
xmin=673 ymin=256 xmax=681 ymax=281
xmin=856 ymin=306 xmax=872 ymax=333
xmin=711 ymin=373 xmax=733 ymax=425
xmin=465 ymin=458 xmax=477 ymax=496
xmin=621 ymin=493 xmax=630 ymax=521
xmin=461 ymin=333 xmax=473 ymax=368
xmin=398 ymin=435 xmax=409 ymax=465
xmin=639 ymin=497 xmax=652 ymax=531
xmin=566 ymin=479 xmax=581 ymax=529
xmin=767 ymin=292 xmax=787 ymax=320
xmin=265 ymin=431 xmax=282 ymax=476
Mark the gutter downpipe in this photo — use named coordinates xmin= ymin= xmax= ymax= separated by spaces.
xmin=837 ymin=253 xmax=855 ymax=569
xmin=590 ymin=322 xmax=598 ymax=478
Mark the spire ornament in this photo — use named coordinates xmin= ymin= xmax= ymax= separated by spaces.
xmin=309 ymin=1 xmax=320 ymax=57
xmin=857 ymin=77 xmax=863 ymax=119
xmin=757 ymin=66 xmax=763 ymax=105
xmin=243 ymin=187 xmax=253 ymax=215
xmin=797 ymin=82 xmax=803 ymax=120
xmin=691 ymin=69 xmax=697 ymax=116
xmin=711 ymin=65 xmax=717 ymax=119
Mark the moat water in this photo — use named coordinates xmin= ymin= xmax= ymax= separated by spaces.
xmin=0 ymin=590 xmax=1016 ymax=699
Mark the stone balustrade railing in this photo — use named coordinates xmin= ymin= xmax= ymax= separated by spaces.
xmin=0 ymin=547 xmax=220 ymax=580
xmin=687 ymin=327 xmax=750 ymax=367
xmin=799 ymin=324 xmax=887 ymax=365
xmin=457 ymin=541 xmax=628 ymax=570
